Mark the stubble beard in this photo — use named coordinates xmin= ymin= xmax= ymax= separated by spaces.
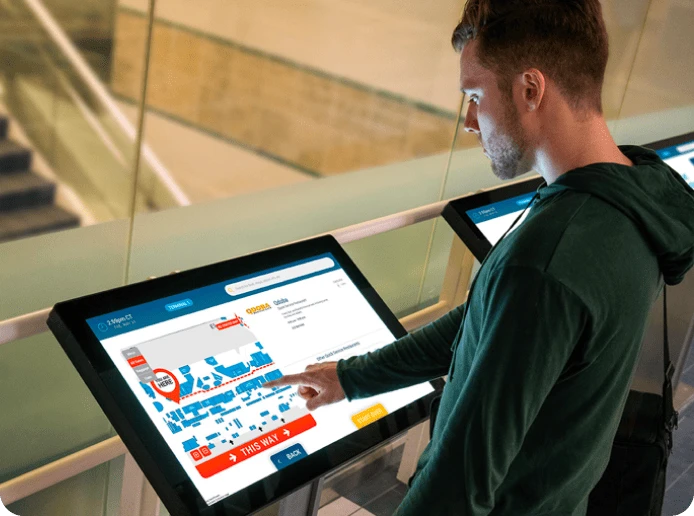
xmin=488 ymin=98 xmax=532 ymax=180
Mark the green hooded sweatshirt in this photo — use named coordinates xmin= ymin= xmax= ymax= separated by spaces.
xmin=336 ymin=146 xmax=694 ymax=515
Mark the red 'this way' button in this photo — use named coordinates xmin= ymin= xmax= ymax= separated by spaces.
xmin=195 ymin=413 xmax=317 ymax=479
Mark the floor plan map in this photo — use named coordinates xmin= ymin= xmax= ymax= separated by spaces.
xmin=122 ymin=314 xmax=315 ymax=476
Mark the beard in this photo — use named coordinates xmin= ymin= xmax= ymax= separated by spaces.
xmin=488 ymin=135 xmax=528 ymax=180
xmin=485 ymin=99 xmax=532 ymax=180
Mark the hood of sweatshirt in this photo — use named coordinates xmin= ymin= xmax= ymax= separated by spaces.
xmin=538 ymin=145 xmax=694 ymax=285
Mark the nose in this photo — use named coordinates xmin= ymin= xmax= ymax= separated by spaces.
xmin=464 ymin=103 xmax=480 ymax=134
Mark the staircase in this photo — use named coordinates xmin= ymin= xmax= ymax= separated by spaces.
xmin=0 ymin=115 xmax=80 ymax=243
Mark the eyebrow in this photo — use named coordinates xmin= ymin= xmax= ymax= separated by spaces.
xmin=460 ymin=80 xmax=479 ymax=95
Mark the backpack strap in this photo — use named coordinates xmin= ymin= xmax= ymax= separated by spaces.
xmin=662 ymin=286 xmax=679 ymax=451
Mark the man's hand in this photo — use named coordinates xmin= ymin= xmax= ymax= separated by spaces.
xmin=263 ymin=362 xmax=346 ymax=411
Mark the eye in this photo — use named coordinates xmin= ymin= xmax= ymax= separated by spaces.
xmin=468 ymin=95 xmax=479 ymax=105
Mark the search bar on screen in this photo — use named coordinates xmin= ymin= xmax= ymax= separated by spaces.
xmin=225 ymin=257 xmax=335 ymax=296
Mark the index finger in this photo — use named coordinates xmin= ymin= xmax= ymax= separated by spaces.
xmin=263 ymin=372 xmax=318 ymax=389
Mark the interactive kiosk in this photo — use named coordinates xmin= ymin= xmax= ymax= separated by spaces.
xmin=48 ymin=236 xmax=442 ymax=516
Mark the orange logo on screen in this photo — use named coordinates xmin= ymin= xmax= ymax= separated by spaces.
xmin=246 ymin=303 xmax=271 ymax=315
xmin=0 ymin=497 xmax=19 ymax=516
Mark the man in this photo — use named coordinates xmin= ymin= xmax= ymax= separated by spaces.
xmin=265 ymin=0 xmax=694 ymax=514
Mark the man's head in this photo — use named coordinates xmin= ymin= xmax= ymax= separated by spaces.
xmin=453 ymin=0 xmax=609 ymax=180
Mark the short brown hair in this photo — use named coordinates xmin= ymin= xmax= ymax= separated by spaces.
xmin=452 ymin=0 xmax=609 ymax=112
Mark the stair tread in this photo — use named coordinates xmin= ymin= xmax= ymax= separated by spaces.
xmin=0 ymin=139 xmax=30 ymax=155
xmin=0 ymin=171 xmax=56 ymax=212
xmin=0 ymin=171 xmax=54 ymax=194
xmin=0 ymin=139 xmax=32 ymax=173
xmin=0 ymin=204 xmax=80 ymax=242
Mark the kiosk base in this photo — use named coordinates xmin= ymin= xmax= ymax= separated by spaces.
xmin=277 ymin=477 xmax=324 ymax=516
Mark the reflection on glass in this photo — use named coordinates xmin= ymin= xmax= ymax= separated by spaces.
xmin=114 ymin=0 xmax=464 ymax=206
xmin=0 ymin=0 xmax=185 ymax=245
xmin=614 ymin=0 xmax=694 ymax=119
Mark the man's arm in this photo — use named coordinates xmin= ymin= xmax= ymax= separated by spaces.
xmin=263 ymin=303 xmax=465 ymax=407
xmin=395 ymin=266 xmax=589 ymax=515
xmin=337 ymin=302 xmax=465 ymax=400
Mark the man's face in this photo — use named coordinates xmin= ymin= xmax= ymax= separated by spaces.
xmin=459 ymin=41 xmax=532 ymax=180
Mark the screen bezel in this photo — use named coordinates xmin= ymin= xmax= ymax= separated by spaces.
xmin=48 ymin=235 xmax=443 ymax=516
xmin=442 ymin=176 xmax=545 ymax=261
xmin=643 ymin=131 xmax=694 ymax=151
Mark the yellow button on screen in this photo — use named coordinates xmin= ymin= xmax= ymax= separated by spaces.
xmin=351 ymin=403 xmax=388 ymax=429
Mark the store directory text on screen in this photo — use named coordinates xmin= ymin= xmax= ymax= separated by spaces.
xmin=87 ymin=253 xmax=433 ymax=506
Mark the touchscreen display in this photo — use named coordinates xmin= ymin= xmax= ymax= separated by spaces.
xmin=86 ymin=253 xmax=433 ymax=506
xmin=466 ymin=192 xmax=536 ymax=245
xmin=656 ymin=139 xmax=694 ymax=189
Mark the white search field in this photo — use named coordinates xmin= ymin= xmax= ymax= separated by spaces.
xmin=676 ymin=142 xmax=694 ymax=154
xmin=225 ymin=257 xmax=335 ymax=296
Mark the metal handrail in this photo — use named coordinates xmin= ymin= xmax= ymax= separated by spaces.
xmin=0 ymin=437 xmax=126 ymax=506
xmin=0 ymin=308 xmax=51 ymax=347
xmin=0 ymin=199 xmax=448 ymax=346
xmin=21 ymin=0 xmax=191 ymax=207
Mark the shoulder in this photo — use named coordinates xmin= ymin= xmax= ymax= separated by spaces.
xmin=485 ymin=190 xmax=657 ymax=302
xmin=497 ymin=191 xmax=649 ymax=267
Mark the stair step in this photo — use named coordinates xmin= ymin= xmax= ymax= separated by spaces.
xmin=0 ymin=205 xmax=80 ymax=243
xmin=0 ymin=116 xmax=7 ymax=140
xmin=0 ymin=171 xmax=56 ymax=211
xmin=0 ymin=140 xmax=32 ymax=173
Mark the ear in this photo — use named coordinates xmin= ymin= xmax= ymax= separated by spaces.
xmin=520 ymin=69 xmax=546 ymax=112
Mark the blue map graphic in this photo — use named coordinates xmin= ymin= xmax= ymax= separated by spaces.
xmin=140 ymin=340 xmax=301 ymax=455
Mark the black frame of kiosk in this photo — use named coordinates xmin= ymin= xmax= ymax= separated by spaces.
xmin=644 ymin=130 xmax=694 ymax=151
xmin=441 ymin=176 xmax=545 ymax=262
xmin=48 ymin=235 xmax=443 ymax=516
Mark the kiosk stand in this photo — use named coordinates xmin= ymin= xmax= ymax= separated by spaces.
xmin=277 ymin=478 xmax=324 ymax=516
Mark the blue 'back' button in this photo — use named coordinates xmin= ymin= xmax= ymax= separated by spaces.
xmin=270 ymin=443 xmax=307 ymax=471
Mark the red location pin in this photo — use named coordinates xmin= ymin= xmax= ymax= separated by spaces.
xmin=151 ymin=368 xmax=181 ymax=404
